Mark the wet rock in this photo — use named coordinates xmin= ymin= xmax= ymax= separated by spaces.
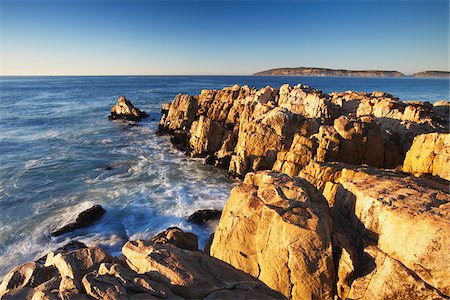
xmin=149 ymin=227 xmax=198 ymax=251
xmin=187 ymin=209 xmax=222 ymax=225
xmin=108 ymin=96 xmax=149 ymax=121
xmin=51 ymin=205 xmax=106 ymax=237
xmin=210 ymin=171 xmax=335 ymax=300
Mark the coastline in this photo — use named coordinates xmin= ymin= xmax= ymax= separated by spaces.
xmin=1 ymin=81 xmax=449 ymax=299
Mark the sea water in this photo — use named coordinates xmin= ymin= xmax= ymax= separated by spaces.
xmin=0 ymin=76 xmax=448 ymax=278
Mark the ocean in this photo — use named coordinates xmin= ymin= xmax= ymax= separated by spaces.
xmin=0 ymin=75 xmax=448 ymax=278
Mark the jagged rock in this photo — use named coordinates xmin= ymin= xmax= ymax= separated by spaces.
xmin=278 ymin=83 xmax=331 ymax=119
xmin=149 ymin=227 xmax=198 ymax=251
xmin=108 ymin=96 xmax=149 ymax=121
xmin=51 ymin=205 xmax=106 ymax=236
xmin=122 ymin=240 xmax=285 ymax=299
xmin=157 ymin=94 xmax=198 ymax=134
xmin=229 ymin=107 xmax=304 ymax=178
xmin=187 ymin=209 xmax=222 ymax=225
xmin=273 ymin=116 xmax=401 ymax=176
xmin=210 ymin=171 xmax=335 ymax=300
xmin=403 ymin=132 xmax=450 ymax=180
xmin=44 ymin=247 xmax=112 ymax=283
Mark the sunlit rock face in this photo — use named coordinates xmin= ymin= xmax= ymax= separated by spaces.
xmin=210 ymin=171 xmax=336 ymax=300
xmin=296 ymin=160 xmax=450 ymax=297
xmin=158 ymin=83 xmax=448 ymax=178
xmin=109 ymin=96 xmax=149 ymax=121
xmin=403 ymin=132 xmax=450 ymax=181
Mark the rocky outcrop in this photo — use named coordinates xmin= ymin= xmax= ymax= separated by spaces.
xmin=295 ymin=160 xmax=450 ymax=297
xmin=210 ymin=171 xmax=335 ymax=300
xmin=188 ymin=209 xmax=222 ymax=225
xmin=157 ymin=84 xmax=447 ymax=178
xmin=403 ymin=132 xmax=450 ymax=180
xmin=108 ymin=96 xmax=149 ymax=121
xmin=1 ymin=229 xmax=284 ymax=300
xmin=51 ymin=205 xmax=106 ymax=237
xmin=273 ymin=116 xmax=402 ymax=176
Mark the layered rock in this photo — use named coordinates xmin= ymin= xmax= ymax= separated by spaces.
xmin=210 ymin=171 xmax=335 ymax=300
xmin=109 ymin=96 xmax=149 ymax=121
xmin=403 ymin=132 xmax=450 ymax=180
xmin=0 ymin=228 xmax=284 ymax=300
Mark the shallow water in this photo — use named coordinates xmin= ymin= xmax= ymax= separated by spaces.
xmin=0 ymin=75 xmax=448 ymax=278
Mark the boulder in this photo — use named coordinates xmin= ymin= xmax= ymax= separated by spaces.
xmin=187 ymin=209 xmax=222 ymax=225
xmin=108 ymin=96 xmax=149 ymax=121
xmin=122 ymin=240 xmax=285 ymax=299
xmin=210 ymin=171 xmax=335 ymax=300
xmin=44 ymin=247 xmax=112 ymax=283
xmin=403 ymin=132 xmax=450 ymax=180
xmin=149 ymin=227 xmax=198 ymax=251
xmin=51 ymin=205 xmax=106 ymax=237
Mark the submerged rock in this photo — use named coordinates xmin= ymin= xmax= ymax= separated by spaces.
xmin=51 ymin=205 xmax=106 ymax=237
xmin=187 ymin=209 xmax=222 ymax=225
xmin=108 ymin=96 xmax=149 ymax=121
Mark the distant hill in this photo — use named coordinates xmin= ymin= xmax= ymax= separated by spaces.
xmin=253 ymin=67 xmax=450 ymax=78
xmin=410 ymin=71 xmax=450 ymax=78
xmin=253 ymin=67 xmax=405 ymax=77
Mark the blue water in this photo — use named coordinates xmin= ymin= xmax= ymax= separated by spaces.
xmin=0 ymin=76 xmax=448 ymax=278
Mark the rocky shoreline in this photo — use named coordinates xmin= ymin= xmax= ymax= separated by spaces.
xmin=1 ymin=85 xmax=449 ymax=299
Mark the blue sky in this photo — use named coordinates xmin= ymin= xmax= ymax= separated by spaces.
xmin=0 ymin=0 xmax=448 ymax=75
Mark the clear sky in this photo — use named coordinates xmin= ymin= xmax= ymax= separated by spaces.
xmin=0 ymin=0 xmax=448 ymax=75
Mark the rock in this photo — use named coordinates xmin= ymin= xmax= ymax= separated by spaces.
xmin=149 ymin=227 xmax=198 ymax=251
xmin=108 ymin=96 xmax=149 ymax=121
xmin=278 ymin=83 xmax=331 ymax=119
xmin=82 ymin=272 xmax=127 ymax=300
xmin=51 ymin=205 xmax=106 ymax=237
xmin=98 ymin=263 xmax=175 ymax=298
xmin=346 ymin=245 xmax=443 ymax=299
xmin=334 ymin=168 xmax=450 ymax=295
xmin=187 ymin=209 xmax=222 ymax=225
xmin=299 ymin=160 xmax=450 ymax=296
xmin=229 ymin=107 xmax=304 ymax=178
xmin=157 ymin=94 xmax=198 ymax=135
xmin=0 ymin=262 xmax=39 ymax=298
xmin=403 ymin=132 xmax=450 ymax=180
xmin=44 ymin=247 xmax=112 ymax=283
xmin=121 ymin=240 xmax=284 ymax=299
xmin=210 ymin=171 xmax=335 ymax=300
